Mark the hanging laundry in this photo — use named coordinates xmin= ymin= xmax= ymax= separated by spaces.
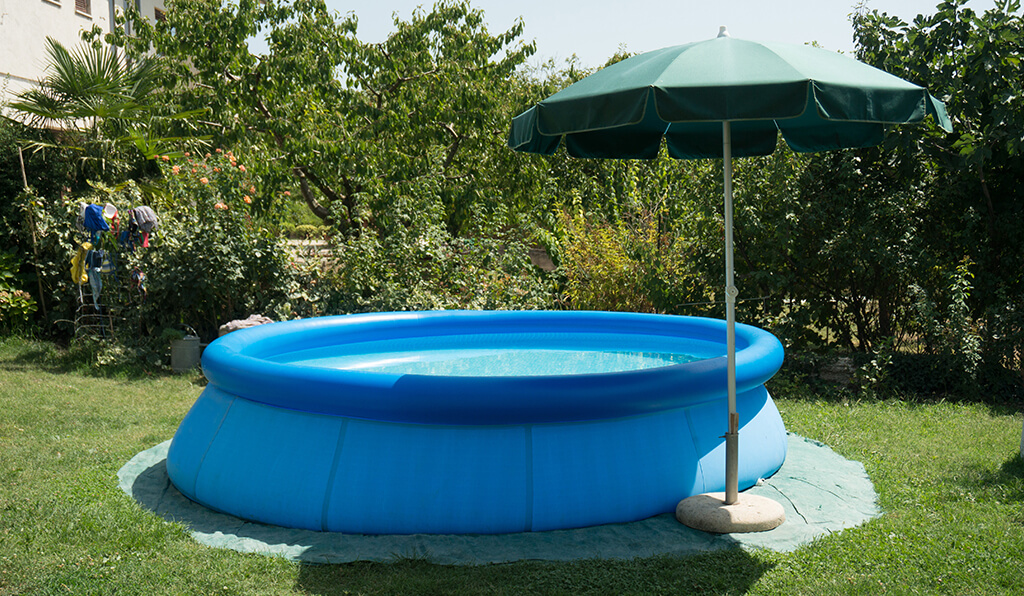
xmin=134 ymin=206 xmax=159 ymax=248
xmin=87 ymin=269 xmax=101 ymax=310
xmin=104 ymin=203 xmax=120 ymax=235
xmin=85 ymin=249 xmax=103 ymax=310
xmin=131 ymin=268 xmax=147 ymax=301
xmin=70 ymin=242 xmax=93 ymax=285
xmin=97 ymin=249 xmax=115 ymax=274
xmin=83 ymin=204 xmax=109 ymax=232
xmin=81 ymin=204 xmax=110 ymax=244
xmin=134 ymin=206 xmax=158 ymax=232
xmin=119 ymin=209 xmax=139 ymax=252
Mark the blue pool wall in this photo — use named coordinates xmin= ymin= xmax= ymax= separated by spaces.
xmin=167 ymin=310 xmax=788 ymax=535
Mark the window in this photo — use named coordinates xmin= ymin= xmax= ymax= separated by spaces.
xmin=75 ymin=0 xmax=91 ymax=17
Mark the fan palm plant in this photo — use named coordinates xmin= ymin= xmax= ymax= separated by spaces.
xmin=8 ymin=38 xmax=205 ymax=180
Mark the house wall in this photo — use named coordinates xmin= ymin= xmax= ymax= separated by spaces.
xmin=138 ymin=0 xmax=165 ymax=23
xmin=0 ymin=0 xmax=165 ymax=110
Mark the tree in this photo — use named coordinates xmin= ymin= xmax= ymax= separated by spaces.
xmin=733 ymin=146 xmax=929 ymax=351
xmin=853 ymin=0 xmax=1024 ymax=378
xmin=108 ymin=0 xmax=536 ymax=239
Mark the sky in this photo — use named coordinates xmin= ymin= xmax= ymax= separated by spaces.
xmin=305 ymin=0 xmax=999 ymax=67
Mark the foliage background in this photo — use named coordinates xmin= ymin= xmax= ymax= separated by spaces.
xmin=0 ymin=0 xmax=1022 ymax=403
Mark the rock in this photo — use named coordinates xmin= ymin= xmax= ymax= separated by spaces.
xmin=819 ymin=356 xmax=856 ymax=384
xmin=528 ymin=247 xmax=556 ymax=272
xmin=219 ymin=314 xmax=274 ymax=337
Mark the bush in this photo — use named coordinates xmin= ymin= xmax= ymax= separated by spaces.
xmin=555 ymin=207 xmax=712 ymax=315
xmin=325 ymin=217 xmax=556 ymax=314
xmin=908 ymin=259 xmax=982 ymax=381
xmin=982 ymin=287 xmax=1024 ymax=389
xmin=288 ymin=224 xmax=328 ymax=239
xmin=1 ymin=115 xmax=84 ymax=334
xmin=9 ymin=189 xmax=86 ymax=334
xmin=853 ymin=261 xmax=1024 ymax=402
xmin=0 ymin=249 xmax=37 ymax=334
xmin=138 ymin=150 xmax=297 ymax=340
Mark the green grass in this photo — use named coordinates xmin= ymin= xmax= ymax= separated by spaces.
xmin=1 ymin=336 xmax=1022 ymax=595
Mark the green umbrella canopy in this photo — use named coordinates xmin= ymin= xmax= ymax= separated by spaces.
xmin=509 ymin=32 xmax=952 ymax=159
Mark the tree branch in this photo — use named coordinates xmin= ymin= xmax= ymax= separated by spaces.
xmin=385 ymin=69 xmax=439 ymax=96
xmin=298 ymin=166 xmax=361 ymax=234
xmin=293 ymin=167 xmax=332 ymax=223
xmin=441 ymin=122 xmax=461 ymax=172
xmin=239 ymin=76 xmax=344 ymax=229
xmin=978 ymin=162 xmax=996 ymax=238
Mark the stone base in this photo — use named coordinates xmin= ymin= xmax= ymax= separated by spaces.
xmin=675 ymin=492 xmax=785 ymax=534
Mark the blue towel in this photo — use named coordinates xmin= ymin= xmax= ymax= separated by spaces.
xmin=83 ymin=204 xmax=109 ymax=232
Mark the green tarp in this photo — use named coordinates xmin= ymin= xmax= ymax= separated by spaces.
xmin=118 ymin=434 xmax=879 ymax=565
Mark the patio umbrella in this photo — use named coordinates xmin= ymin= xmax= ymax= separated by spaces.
xmin=509 ymin=27 xmax=952 ymax=531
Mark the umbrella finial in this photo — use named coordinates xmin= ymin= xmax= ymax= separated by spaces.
xmin=718 ymin=26 xmax=730 ymax=38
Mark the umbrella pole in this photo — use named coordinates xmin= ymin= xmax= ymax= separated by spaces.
xmin=676 ymin=119 xmax=787 ymax=533
xmin=722 ymin=121 xmax=739 ymax=506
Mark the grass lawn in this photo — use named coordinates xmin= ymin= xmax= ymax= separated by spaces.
xmin=1 ymin=336 xmax=1022 ymax=595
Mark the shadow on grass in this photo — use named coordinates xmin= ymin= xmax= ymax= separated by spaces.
xmin=929 ymin=451 xmax=1024 ymax=513
xmin=0 ymin=339 xmax=55 ymax=370
xmin=0 ymin=336 xmax=202 ymax=383
xmin=985 ymin=453 xmax=1024 ymax=502
xmin=294 ymin=549 xmax=775 ymax=596
xmin=771 ymin=351 xmax=1024 ymax=418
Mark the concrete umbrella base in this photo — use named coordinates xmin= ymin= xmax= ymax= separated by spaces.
xmin=675 ymin=492 xmax=786 ymax=534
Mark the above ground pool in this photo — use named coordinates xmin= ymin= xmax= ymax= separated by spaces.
xmin=167 ymin=310 xmax=787 ymax=535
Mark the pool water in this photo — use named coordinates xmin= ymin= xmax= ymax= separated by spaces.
xmin=268 ymin=332 xmax=709 ymax=377
xmin=295 ymin=348 xmax=700 ymax=376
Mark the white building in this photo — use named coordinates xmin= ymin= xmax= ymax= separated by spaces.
xmin=1 ymin=0 xmax=165 ymax=109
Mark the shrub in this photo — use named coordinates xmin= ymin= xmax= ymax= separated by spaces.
xmin=0 ymin=250 xmax=38 ymax=334
xmin=8 ymin=190 xmax=84 ymax=334
xmin=325 ymin=221 xmax=555 ymax=315
xmin=904 ymin=260 xmax=983 ymax=392
xmin=138 ymin=150 xmax=296 ymax=339
xmin=289 ymin=224 xmax=328 ymax=239
xmin=854 ymin=260 xmax=1019 ymax=400
xmin=555 ymin=207 xmax=711 ymax=314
